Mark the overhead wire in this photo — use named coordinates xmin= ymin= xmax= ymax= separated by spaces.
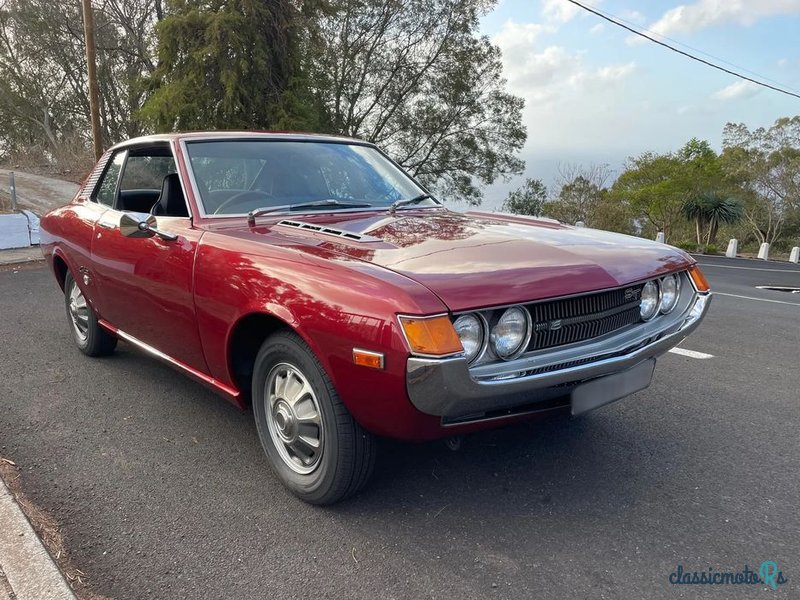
xmin=565 ymin=0 xmax=800 ymax=100
xmin=584 ymin=4 xmax=800 ymax=93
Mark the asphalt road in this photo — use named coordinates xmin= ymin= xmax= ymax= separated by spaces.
xmin=0 ymin=257 xmax=798 ymax=599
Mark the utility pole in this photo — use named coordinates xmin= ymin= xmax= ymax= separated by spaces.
xmin=81 ymin=0 xmax=103 ymax=161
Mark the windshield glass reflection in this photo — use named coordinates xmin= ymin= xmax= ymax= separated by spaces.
xmin=185 ymin=140 xmax=426 ymax=216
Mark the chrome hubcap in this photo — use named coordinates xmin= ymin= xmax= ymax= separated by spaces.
xmin=265 ymin=363 xmax=323 ymax=475
xmin=68 ymin=282 xmax=89 ymax=343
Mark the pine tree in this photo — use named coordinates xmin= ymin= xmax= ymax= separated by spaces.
xmin=140 ymin=0 xmax=321 ymax=132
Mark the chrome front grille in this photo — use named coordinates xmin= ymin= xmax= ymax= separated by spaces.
xmin=525 ymin=285 xmax=644 ymax=352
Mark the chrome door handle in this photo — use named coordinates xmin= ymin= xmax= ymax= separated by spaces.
xmin=97 ymin=221 xmax=117 ymax=230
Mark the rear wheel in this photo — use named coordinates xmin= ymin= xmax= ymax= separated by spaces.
xmin=252 ymin=331 xmax=375 ymax=504
xmin=64 ymin=272 xmax=117 ymax=356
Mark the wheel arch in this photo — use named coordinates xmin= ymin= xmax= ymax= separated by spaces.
xmin=51 ymin=251 xmax=69 ymax=291
xmin=227 ymin=310 xmax=321 ymax=406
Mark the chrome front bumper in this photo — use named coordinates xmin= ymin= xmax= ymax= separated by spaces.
xmin=406 ymin=291 xmax=711 ymax=419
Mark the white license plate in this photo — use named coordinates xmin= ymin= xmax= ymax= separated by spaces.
xmin=571 ymin=359 xmax=656 ymax=416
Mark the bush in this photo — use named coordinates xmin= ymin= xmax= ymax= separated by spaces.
xmin=673 ymin=241 xmax=701 ymax=253
xmin=672 ymin=241 xmax=719 ymax=254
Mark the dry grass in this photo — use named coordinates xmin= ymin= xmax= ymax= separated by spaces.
xmin=2 ymin=140 xmax=94 ymax=184
xmin=0 ymin=458 xmax=113 ymax=600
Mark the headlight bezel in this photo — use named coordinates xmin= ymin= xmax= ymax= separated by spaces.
xmin=452 ymin=312 xmax=488 ymax=364
xmin=639 ymin=279 xmax=661 ymax=321
xmin=489 ymin=306 xmax=532 ymax=361
xmin=659 ymin=273 xmax=681 ymax=314
xmin=443 ymin=270 xmax=692 ymax=367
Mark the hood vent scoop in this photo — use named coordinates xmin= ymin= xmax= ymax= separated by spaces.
xmin=277 ymin=219 xmax=380 ymax=243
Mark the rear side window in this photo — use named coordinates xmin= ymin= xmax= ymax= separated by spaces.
xmin=94 ymin=152 xmax=125 ymax=207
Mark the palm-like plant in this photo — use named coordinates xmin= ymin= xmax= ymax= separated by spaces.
xmin=682 ymin=197 xmax=707 ymax=244
xmin=683 ymin=194 xmax=744 ymax=245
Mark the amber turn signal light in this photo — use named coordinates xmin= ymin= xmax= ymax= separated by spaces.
xmin=688 ymin=265 xmax=710 ymax=293
xmin=399 ymin=315 xmax=463 ymax=356
xmin=353 ymin=349 xmax=385 ymax=370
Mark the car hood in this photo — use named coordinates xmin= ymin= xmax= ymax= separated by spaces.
xmin=229 ymin=209 xmax=693 ymax=312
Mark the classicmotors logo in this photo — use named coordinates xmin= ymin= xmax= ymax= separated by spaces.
xmin=669 ymin=561 xmax=788 ymax=590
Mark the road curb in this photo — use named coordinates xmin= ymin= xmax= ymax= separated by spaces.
xmin=0 ymin=247 xmax=43 ymax=266
xmin=0 ymin=479 xmax=76 ymax=600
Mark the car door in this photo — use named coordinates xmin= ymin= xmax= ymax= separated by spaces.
xmin=55 ymin=151 xmax=121 ymax=291
xmin=89 ymin=143 xmax=209 ymax=374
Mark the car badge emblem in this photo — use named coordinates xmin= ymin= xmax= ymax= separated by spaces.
xmin=624 ymin=287 xmax=640 ymax=301
xmin=549 ymin=319 xmax=562 ymax=331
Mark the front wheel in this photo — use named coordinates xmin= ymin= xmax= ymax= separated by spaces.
xmin=252 ymin=331 xmax=376 ymax=505
xmin=64 ymin=272 xmax=117 ymax=356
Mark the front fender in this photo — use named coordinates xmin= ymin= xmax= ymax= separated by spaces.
xmin=192 ymin=232 xmax=449 ymax=435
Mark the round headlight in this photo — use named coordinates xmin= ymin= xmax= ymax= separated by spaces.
xmin=453 ymin=314 xmax=484 ymax=363
xmin=659 ymin=273 xmax=680 ymax=314
xmin=490 ymin=307 xmax=530 ymax=359
xmin=640 ymin=280 xmax=660 ymax=321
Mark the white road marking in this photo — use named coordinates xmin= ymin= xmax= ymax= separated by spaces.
xmin=715 ymin=292 xmax=800 ymax=306
xmin=696 ymin=263 xmax=800 ymax=273
xmin=755 ymin=285 xmax=800 ymax=293
xmin=668 ymin=347 xmax=714 ymax=359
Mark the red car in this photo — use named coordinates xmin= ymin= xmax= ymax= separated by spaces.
xmin=40 ymin=132 xmax=711 ymax=504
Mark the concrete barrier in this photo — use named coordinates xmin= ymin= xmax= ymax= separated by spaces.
xmin=757 ymin=242 xmax=770 ymax=260
xmin=21 ymin=210 xmax=40 ymax=245
xmin=725 ymin=239 xmax=738 ymax=258
xmin=655 ymin=232 xmax=665 ymax=243
xmin=0 ymin=213 xmax=31 ymax=250
xmin=790 ymin=247 xmax=799 ymax=264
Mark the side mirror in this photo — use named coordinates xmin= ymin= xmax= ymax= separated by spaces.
xmin=120 ymin=212 xmax=177 ymax=241
xmin=120 ymin=212 xmax=155 ymax=238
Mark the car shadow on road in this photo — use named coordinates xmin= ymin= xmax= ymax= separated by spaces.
xmin=101 ymin=341 xmax=687 ymax=529
xmin=338 ymin=404 xmax=686 ymax=522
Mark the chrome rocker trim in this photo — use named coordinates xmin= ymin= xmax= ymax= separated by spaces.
xmin=406 ymin=289 xmax=711 ymax=418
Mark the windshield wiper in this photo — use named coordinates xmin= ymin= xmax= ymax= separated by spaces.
xmin=389 ymin=193 xmax=439 ymax=214
xmin=247 ymin=199 xmax=373 ymax=225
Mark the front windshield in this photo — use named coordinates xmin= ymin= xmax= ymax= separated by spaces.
xmin=184 ymin=139 xmax=428 ymax=215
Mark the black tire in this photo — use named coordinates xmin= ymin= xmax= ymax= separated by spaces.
xmin=252 ymin=331 xmax=376 ymax=505
xmin=64 ymin=272 xmax=117 ymax=357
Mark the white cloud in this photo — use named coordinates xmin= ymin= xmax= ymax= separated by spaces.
xmin=620 ymin=9 xmax=646 ymax=25
xmin=494 ymin=21 xmax=575 ymax=97
xmin=541 ymin=0 xmax=581 ymax=23
xmin=777 ymin=58 xmax=788 ymax=66
xmin=493 ymin=20 xmax=551 ymax=49
xmin=477 ymin=8 xmax=799 ymax=206
xmin=590 ymin=22 xmax=605 ymax=34
xmin=494 ymin=20 xmax=636 ymax=103
xmin=595 ymin=62 xmax=637 ymax=81
xmin=711 ymin=80 xmax=761 ymax=101
xmin=645 ymin=0 xmax=800 ymax=37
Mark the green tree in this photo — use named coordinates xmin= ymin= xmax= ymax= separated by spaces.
xmin=305 ymin=0 xmax=526 ymax=205
xmin=501 ymin=178 xmax=547 ymax=216
xmin=610 ymin=153 xmax=684 ymax=242
xmin=0 ymin=0 xmax=160 ymax=165
xmin=542 ymin=163 xmax=612 ymax=226
xmin=721 ymin=116 xmax=800 ymax=245
xmin=682 ymin=193 xmax=743 ymax=245
xmin=545 ymin=176 xmax=600 ymax=225
xmin=589 ymin=192 xmax=636 ymax=235
xmin=610 ymin=139 xmax=725 ymax=243
xmin=140 ymin=0 xmax=319 ymax=132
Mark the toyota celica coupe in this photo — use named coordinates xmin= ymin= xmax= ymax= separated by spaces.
xmin=40 ymin=132 xmax=711 ymax=504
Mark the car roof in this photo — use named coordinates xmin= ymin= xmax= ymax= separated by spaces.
xmin=109 ymin=131 xmax=371 ymax=151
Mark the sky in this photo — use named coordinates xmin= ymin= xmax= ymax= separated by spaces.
xmin=472 ymin=0 xmax=800 ymax=209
